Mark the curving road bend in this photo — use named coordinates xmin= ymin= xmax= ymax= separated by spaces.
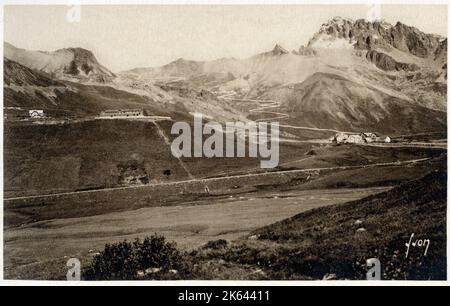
xmin=216 ymin=91 xmax=288 ymax=122
xmin=215 ymin=90 xmax=448 ymax=147
xmin=216 ymin=90 xmax=345 ymax=134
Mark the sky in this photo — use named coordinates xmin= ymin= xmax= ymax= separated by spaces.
xmin=3 ymin=4 xmax=448 ymax=72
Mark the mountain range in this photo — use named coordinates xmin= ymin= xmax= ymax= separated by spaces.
xmin=4 ymin=42 xmax=115 ymax=83
xmin=4 ymin=17 xmax=447 ymax=134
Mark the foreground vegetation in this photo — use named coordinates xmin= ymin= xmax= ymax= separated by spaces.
xmin=84 ymin=170 xmax=447 ymax=280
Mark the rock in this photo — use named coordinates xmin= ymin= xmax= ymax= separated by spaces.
xmin=366 ymin=50 xmax=418 ymax=72
xmin=298 ymin=45 xmax=317 ymax=56
xmin=145 ymin=267 xmax=161 ymax=274
xmin=322 ymin=273 xmax=338 ymax=280
xmin=251 ymin=269 xmax=266 ymax=276
xmin=308 ymin=17 xmax=442 ymax=59
xmin=305 ymin=149 xmax=317 ymax=156
xmin=271 ymin=44 xmax=289 ymax=55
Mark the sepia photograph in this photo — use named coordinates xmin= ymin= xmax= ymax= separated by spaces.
xmin=0 ymin=1 xmax=448 ymax=286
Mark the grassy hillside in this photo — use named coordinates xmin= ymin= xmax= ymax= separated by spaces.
xmin=195 ymin=169 xmax=447 ymax=280
xmin=5 ymin=118 xmax=444 ymax=197
xmin=4 ymin=119 xmax=312 ymax=197
xmin=3 ymin=120 xmax=191 ymax=197
xmin=4 ymin=82 xmax=190 ymax=120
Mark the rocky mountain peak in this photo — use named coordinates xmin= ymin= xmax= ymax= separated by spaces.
xmin=271 ymin=44 xmax=289 ymax=55
xmin=307 ymin=16 xmax=445 ymax=59
xmin=65 ymin=47 xmax=97 ymax=61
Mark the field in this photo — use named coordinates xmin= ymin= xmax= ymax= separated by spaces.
xmin=4 ymin=187 xmax=385 ymax=280
xmin=3 ymin=118 xmax=447 ymax=280
xmin=4 ymin=119 xmax=445 ymax=198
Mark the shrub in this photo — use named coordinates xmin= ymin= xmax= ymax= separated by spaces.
xmin=203 ymin=239 xmax=228 ymax=250
xmin=83 ymin=234 xmax=190 ymax=280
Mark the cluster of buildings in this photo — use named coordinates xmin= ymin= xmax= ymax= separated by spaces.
xmin=4 ymin=108 xmax=175 ymax=122
xmin=29 ymin=110 xmax=45 ymax=119
xmin=97 ymin=109 xmax=172 ymax=121
xmin=331 ymin=132 xmax=391 ymax=144
xmin=27 ymin=109 xmax=149 ymax=120
xmin=4 ymin=108 xmax=73 ymax=121
xmin=98 ymin=109 xmax=147 ymax=119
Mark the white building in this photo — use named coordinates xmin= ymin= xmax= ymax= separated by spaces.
xmin=362 ymin=132 xmax=378 ymax=143
xmin=99 ymin=109 xmax=146 ymax=119
xmin=346 ymin=134 xmax=365 ymax=143
xmin=331 ymin=132 xmax=389 ymax=144
xmin=331 ymin=132 xmax=365 ymax=144
xmin=29 ymin=110 xmax=45 ymax=119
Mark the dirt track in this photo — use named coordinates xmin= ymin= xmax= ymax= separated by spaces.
xmin=4 ymin=157 xmax=431 ymax=202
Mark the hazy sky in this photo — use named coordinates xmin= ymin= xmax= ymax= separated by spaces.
xmin=4 ymin=5 xmax=448 ymax=72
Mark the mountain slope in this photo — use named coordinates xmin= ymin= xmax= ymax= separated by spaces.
xmin=5 ymin=17 xmax=447 ymax=133
xmin=246 ymin=169 xmax=447 ymax=280
xmin=3 ymin=57 xmax=77 ymax=115
xmin=3 ymin=57 xmax=189 ymax=119
xmin=4 ymin=58 xmax=62 ymax=87
xmin=4 ymin=42 xmax=115 ymax=83
xmin=4 ymin=56 xmax=245 ymax=123
xmin=120 ymin=44 xmax=332 ymax=95
xmin=124 ymin=17 xmax=446 ymax=117
xmin=277 ymin=72 xmax=446 ymax=133
xmin=128 ymin=17 xmax=444 ymax=134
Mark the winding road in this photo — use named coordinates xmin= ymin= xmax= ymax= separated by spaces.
xmin=217 ymin=91 xmax=289 ymax=122
xmin=216 ymin=91 xmax=449 ymax=146
xmin=216 ymin=90 xmax=346 ymax=134
xmin=4 ymin=91 xmax=444 ymax=202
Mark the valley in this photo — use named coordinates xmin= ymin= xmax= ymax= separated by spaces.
xmin=4 ymin=186 xmax=388 ymax=280
xmin=2 ymin=13 xmax=447 ymax=280
xmin=3 ymin=134 xmax=446 ymax=279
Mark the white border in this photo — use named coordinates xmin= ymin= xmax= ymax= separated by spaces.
xmin=0 ymin=0 xmax=448 ymax=286
xmin=1 ymin=0 xmax=450 ymax=5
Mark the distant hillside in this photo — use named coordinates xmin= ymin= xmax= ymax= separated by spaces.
xmin=4 ymin=42 xmax=115 ymax=83
xmin=3 ymin=59 xmax=189 ymax=118
xmin=4 ymin=58 xmax=62 ymax=87
xmin=4 ymin=17 xmax=447 ymax=132
xmin=123 ymin=17 xmax=447 ymax=134
xmin=3 ymin=56 xmax=244 ymax=122
xmin=277 ymin=72 xmax=446 ymax=133
xmin=4 ymin=57 xmax=77 ymax=115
